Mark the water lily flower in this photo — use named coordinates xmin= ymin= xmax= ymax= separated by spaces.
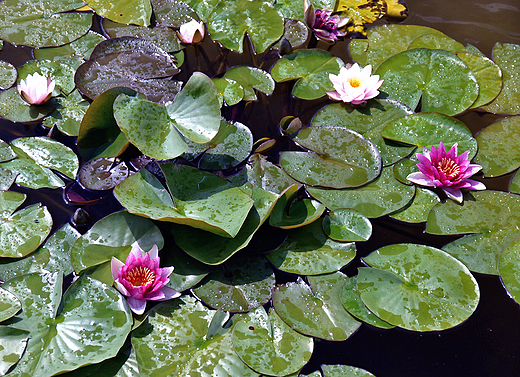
xmin=178 ymin=19 xmax=205 ymax=44
xmin=17 ymin=72 xmax=55 ymax=105
xmin=406 ymin=142 xmax=486 ymax=203
xmin=304 ymin=0 xmax=349 ymax=42
xmin=111 ymin=244 xmax=180 ymax=315
xmin=326 ymin=63 xmax=384 ymax=105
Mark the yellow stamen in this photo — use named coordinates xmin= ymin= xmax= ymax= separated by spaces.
xmin=126 ymin=266 xmax=155 ymax=287
xmin=347 ymin=76 xmax=362 ymax=88
xmin=437 ymin=157 xmax=460 ymax=179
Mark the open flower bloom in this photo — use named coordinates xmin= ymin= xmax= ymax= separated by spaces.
xmin=111 ymin=244 xmax=180 ymax=315
xmin=17 ymin=72 xmax=55 ymax=105
xmin=178 ymin=19 xmax=205 ymax=44
xmin=304 ymin=0 xmax=348 ymax=42
xmin=406 ymin=142 xmax=486 ymax=203
xmin=326 ymin=63 xmax=383 ymax=105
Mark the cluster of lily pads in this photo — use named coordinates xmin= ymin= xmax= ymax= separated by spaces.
xmin=0 ymin=0 xmax=519 ymax=376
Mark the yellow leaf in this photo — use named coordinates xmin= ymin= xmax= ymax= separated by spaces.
xmin=75 ymin=5 xmax=93 ymax=11
xmin=336 ymin=0 xmax=387 ymax=37
xmin=385 ymin=0 xmax=408 ymax=19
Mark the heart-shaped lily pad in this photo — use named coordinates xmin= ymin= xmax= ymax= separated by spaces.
xmin=281 ymin=126 xmax=382 ymax=188
xmin=359 ymin=243 xmax=480 ymax=331
xmin=376 ymin=48 xmax=479 ymax=115
xmin=232 ymin=305 xmax=313 ymax=376
xmin=161 ymin=247 xmax=212 ymax=292
xmin=84 ymin=0 xmax=151 ymax=26
xmin=207 ymin=0 xmax=284 ymax=54
xmin=273 ymin=0 xmax=335 ymax=23
xmin=2 ymin=272 xmax=132 ymax=377
xmin=322 ymin=208 xmax=372 ymax=241
xmin=223 ymin=66 xmax=275 ymax=101
xmin=273 ymin=273 xmax=362 ymax=341
xmin=270 ymin=49 xmax=343 ymax=100
xmin=213 ymin=77 xmax=244 ymax=106
xmin=266 ymin=219 xmax=356 ymax=275
xmin=474 ymin=115 xmax=520 ymax=177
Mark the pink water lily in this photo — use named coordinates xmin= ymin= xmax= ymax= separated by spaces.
xmin=327 ymin=63 xmax=383 ymax=105
xmin=304 ymin=0 xmax=348 ymax=42
xmin=406 ymin=142 xmax=486 ymax=203
xmin=178 ymin=19 xmax=205 ymax=44
xmin=111 ymin=244 xmax=180 ymax=315
xmin=17 ymin=72 xmax=55 ymax=105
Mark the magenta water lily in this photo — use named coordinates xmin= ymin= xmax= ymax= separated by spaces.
xmin=304 ymin=0 xmax=348 ymax=42
xmin=17 ymin=72 xmax=55 ymax=105
xmin=406 ymin=142 xmax=486 ymax=203
xmin=111 ymin=244 xmax=180 ymax=315
xmin=327 ymin=63 xmax=383 ymax=105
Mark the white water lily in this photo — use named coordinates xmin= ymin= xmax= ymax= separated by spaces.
xmin=178 ymin=19 xmax=205 ymax=44
xmin=326 ymin=63 xmax=383 ymax=105
xmin=17 ymin=72 xmax=55 ymax=105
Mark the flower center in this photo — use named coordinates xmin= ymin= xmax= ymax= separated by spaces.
xmin=347 ymin=76 xmax=363 ymax=88
xmin=126 ymin=266 xmax=155 ymax=287
xmin=437 ymin=157 xmax=460 ymax=179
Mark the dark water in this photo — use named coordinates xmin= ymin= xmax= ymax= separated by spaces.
xmin=0 ymin=1 xmax=520 ymax=376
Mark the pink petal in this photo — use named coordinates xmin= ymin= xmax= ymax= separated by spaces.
xmin=326 ymin=90 xmax=343 ymax=101
xmin=111 ymin=257 xmax=125 ymax=281
xmin=460 ymin=164 xmax=482 ymax=178
xmin=127 ymin=297 xmax=147 ymax=315
xmin=406 ymin=172 xmax=436 ymax=187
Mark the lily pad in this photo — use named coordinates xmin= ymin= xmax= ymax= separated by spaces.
xmin=266 ymin=219 xmax=356 ymax=275
xmin=151 ymin=0 xmax=199 ymax=27
xmin=408 ymin=33 xmax=466 ymax=52
xmin=0 ymin=327 xmax=29 ymax=375
xmin=78 ymin=157 xmax=136 ymax=191
xmin=498 ymin=236 xmax=520 ymax=305
xmin=270 ymin=49 xmax=343 ymax=100
xmin=322 ymin=208 xmax=372 ymax=242
xmin=340 ymin=275 xmax=394 ymax=329
xmin=382 ymin=112 xmax=478 ymax=159
xmin=321 ymin=364 xmax=377 ymax=377
xmin=390 ymin=187 xmax=441 ymax=223
xmin=308 ymin=166 xmax=415 ymax=218
xmin=33 ymin=31 xmax=106 ymax=61
xmin=213 ymin=77 xmax=244 ymax=106
xmin=474 ymin=115 xmax=520 ymax=177
xmin=273 ymin=0 xmax=335 ymax=23
xmin=273 ymin=19 xmax=308 ymax=49
xmin=70 ymin=211 xmax=164 ymax=284
xmin=359 ymin=243 xmax=480 ymax=331
xmin=232 ymin=305 xmax=313 ymax=376
xmin=133 ymin=296 xmax=260 ymax=376
xmin=376 ymin=48 xmax=479 ymax=115
xmin=18 ymin=58 xmax=77 ymax=95
xmin=0 ymin=287 xmax=21 ymax=321
xmin=223 ymin=66 xmax=275 ymax=101
xmin=207 ymin=0 xmax=284 ymax=54
xmin=272 ymin=273 xmax=362 ymax=341
xmin=281 ymin=126 xmax=382 ymax=188
xmin=0 ymin=87 xmax=55 ymax=123
xmin=337 ymin=0 xmax=386 ymax=37
xmin=2 ymin=272 xmax=132 ymax=377
xmin=245 ymin=154 xmax=299 ymax=195
xmin=0 ymin=60 xmax=16 ymax=90
xmin=482 ymin=43 xmax=520 ymax=115
xmin=84 ymin=0 xmax=152 ymax=26
xmin=193 ymin=254 xmax=275 ymax=312
xmin=114 ymin=163 xmax=254 ymax=238
xmin=182 ymin=0 xmax=220 ymax=22
xmin=42 ymin=90 xmax=90 ymax=136
xmin=161 ymin=247 xmax=212 ymax=292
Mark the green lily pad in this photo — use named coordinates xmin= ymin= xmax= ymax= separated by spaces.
xmin=0 ymin=137 xmax=78 ymax=189
xmin=0 ymin=87 xmax=55 ymax=123
xmin=376 ymin=48 xmax=479 ymax=115
xmin=223 ymin=66 xmax=275 ymax=101
xmin=269 ymin=184 xmax=325 ymax=229
xmin=382 ymin=112 xmax=478 ymax=159
xmin=77 ymin=87 xmax=135 ymax=162
xmin=18 ymin=58 xmax=77 ymax=95
xmin=193 ymin=254 xmax=275 ymax=312
xmin=213 ymin=78 xmax=244 ymax=106
xmin=232 ymin=305 xmax=313 ymax=376
xmin=114 ymin=163 xmax=254 ymax=238
xmin=482 ymin=43 xmax=520 ymax=115
xmin=84 ymin=0 xmax=151 ymax=26
xmin=359 ymin=243 xmax=480 ymax=331
xmin=33 ymin=30 xmax=106 ymax=60
xmin=390 ymin=187 xmax=441 ymax=223
xmin=151 ymin=0 xmax=199 ymax=27
xmin=0 ymin=223 xmax=79 ymax=282
xmin=165 ymin=72 xmax=221 ymax=144
xmin=322 ymin=208 xmax=372 ymax=242
xmin=70 ymin=211 xmax=164 ymax=284
xmin=0 ymin=287 xmax=21 ymax=321
xmin=408 ymin=33 xmax=466 ymax=52
xmin=78 ymin=157 xmax=135 ymax=191
xmin=498 ymin=236 xmax=520 ymax=305
xmin=161 ymin=247 xmax=212 ymax=292
xmin=42 ymin=90 xmax=90 ymax=136
xmin=0 ymin=0 xmax=92 ymax=47
xmin=308 ymin=166 xmax=415 ymax=218
xmin=511 ymin=168 xmax=520 ymax=194
xmin=273 ymin=272 xmax=362 ymax=341
xmin=340 ymin=275 xmax=394 ymax=329
xmin=133 ymin=296 xmax=260 ymax=377
xmin=182 ymin=0 xmax=220 ymax=22
xmin=243 ymin=154 xmax=299 ymax=195
xmin=0 ymin=60 xmax=16 ymax=90
xmin=0 ymin=191 xmax=52 ymax=258
xmin=207 ymin=0 xmax=284 ymax=54
xmin=171 ymin=186 xmax=277 ymax=265
xmin=2 ymin=272 xmax=132 ymax=377
xmin=114 ymin=94 xmax=187 ymax=160
xmin=266 ymin=219 xmax=356 ymax=275
xmin=0 ymin=139 xmax=16 ymax=162
xmin=102 ymin=19 xmax=181 ymax=53
xmin=474 ymin=115 xmax=520 ymax=177
xmin=0 ymin=327 xmax=29 ymax=375
xmin=270 ymin=49 xmax=344 ymax=100
xmin=321 ymin=364 xmax=376 ymax=377
xmin=281 ymin=126 xmax=382 ymax=189
xmin=349 ymin=24 xmax=447 ymax=69
xmin=273 ymin=0 xmax=335 ymax=23
xmin=311 ymin=99 xmax=415 ymax=166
